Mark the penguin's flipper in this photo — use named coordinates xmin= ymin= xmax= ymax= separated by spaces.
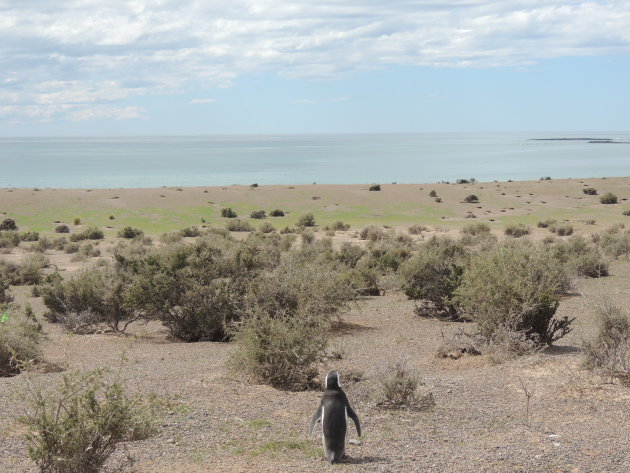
xmin=347 ymin=405 xmax=361 ymax=437
xmin=307 ymin=403 xmax=323 ymax=436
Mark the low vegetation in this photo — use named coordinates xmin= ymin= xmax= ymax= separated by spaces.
xmin=0 ymin=305 xmax=43 ymax=377
xmin=583 ymin=301 xmax=630 ymax=384
xmin=69 ymin=227 xmax=104 ymax=242
xmin=504 ymin=223 xmax=531 ymax=238
xmin=21 ymin=369 xmax=157 ymax=473
xmin=600 ymin=192 xmax=618 ymax=204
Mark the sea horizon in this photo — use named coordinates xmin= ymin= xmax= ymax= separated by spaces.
xmin=1 ymin=132 xmax=629 ymax=189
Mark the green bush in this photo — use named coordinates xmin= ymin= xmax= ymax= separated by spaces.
xmin=460 ymin=222 xmax=490 ymax=236
xmin=228 ymin=309 xmax=328 ymax=390
xmin=537 ymin=219 xmax=557 ymax=228
xmin=330 ymin=221 xmax=350 ymax=231
xmin=0 ymin=231 xmax=21 ymax=249
xmin=73 ymin=217 xmax=81 ymax=225
xmin=548 ymin=236 xmax=609 ymax=278
xmin=0 ymin=305 xmax=42 ymax=376
xmin=552 ymin=223 xmax=574 ymax=236
xmin=0 ymin=219 xmax=17 ymax=231
xmin=250 ymin=210 xmax=266 ymax=219
xmin=180 ymin=226 xmax=201 ymax=237
xmin=359 ymin=225 xmax=386 ymax=242
xmin=369 ymin=184 xmax=381 ymax=191
xmin=455 ymin=244 xmax=572 ymax=347
xmin=600 ymin=192 xmax=618 ymax=204
xmin=504 ymin=223 xmax=530 ymax=238
xmin=408 ymin=224 xmax=428 ymax=235
xmin=0 ymin=254 xmax=48 ymax=285
xmin=221 ymin=207 xmax=238 ymax=218
xmin=121 ymin=243 xmax=247 ymax=341
xmin=69 ymin=227 xmax=104 ymax=242
xmin=582 ymin=187 xmax=598 ymax=195
xmin=117 ymin=227 xmax=144 ymax=239
xmin=225 ymin=219 xmax=254 ymax=232
xmin=258 ymin=222 xmax=276 ymax=233
xmin=41 ymin=267 xmax=132 ymax=333
xmin=20 ymin=232 xmax=39 ymax=242
xmin=583 ymin=301 xmax=630 ymax=384
xmin=399 ymin=238 xmax=466 ymax=318
xmin=296 ymin=212 xmax=316 ymax=227
xmin=21 ymin=369 xmax=157 ymax=473
xmin=463 ymin=194 xmax=479 ymax=203
xmin=269 ymin=209 xmax=285 ymax=217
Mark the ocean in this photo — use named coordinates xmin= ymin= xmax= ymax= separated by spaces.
xmin=1 ymin=133 xmax=629 ymax=188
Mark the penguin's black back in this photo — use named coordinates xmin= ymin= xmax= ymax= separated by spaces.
xmin=321 ymin=386 xmax=349 ymax=462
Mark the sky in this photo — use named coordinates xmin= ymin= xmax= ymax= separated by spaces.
xmin=1 ymin=0 xmax=629 ymax=135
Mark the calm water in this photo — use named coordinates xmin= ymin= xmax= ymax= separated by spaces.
xmin=1 ymin=133 xmax=629 ymax=188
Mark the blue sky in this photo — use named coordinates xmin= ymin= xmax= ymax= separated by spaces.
xmin=1 ymin=1 xmax=629 ymax=135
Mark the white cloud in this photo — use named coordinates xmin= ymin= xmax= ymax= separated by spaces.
xmin=189 ymin=98 xmax=217 ymax=104
xmin=1 ymin=1 xmax=629 ymax=122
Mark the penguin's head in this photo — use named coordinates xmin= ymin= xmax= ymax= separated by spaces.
xmin=325 ymin=371 xmax=341 ymax=390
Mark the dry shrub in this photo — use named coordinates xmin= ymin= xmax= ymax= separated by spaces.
xmin=600 ymin=192 xmax=618 ymax=204
xmin=0 ymin=305 xmax=43 ymax=377
xmin=378 ymin=364 xmax=434 ymax=410
xmin=0 ymin=231 xmax=21 ymax=249
xmin=548 ymin=236 xmax=609 ymax=278
xmin=330 ymin=221 xmax=350 ymax=231
xmin=583 ymin=301 xmax=630 ymax=385
xmin=69 ymin=227 xmax=104 ymax=242
xmin=359 ymin=225 xmax=386 ymax=241
xmin=455 ymin=243 xmax=573 ymax=347
xmin=504 ymin=223 xmax=531 ymax=238
xmin=21 ymin=369 xmax=157 ymax=473
xmin=436 ymin=332 xmax=482 ymax=359
xmin=337 ymin=242 xmax=365 ymax=268
xmin=0 ymin=254 xmax=48 ymax=285
xmin=228 ymin=309 xmax=328 ymax=390
xmin=225 ymin=219 xmax=254 ymax=232
xmin=538 ymin=219 xmax=557 ymax=229
xmin=296 ymin=212 xmax=316 ymax=227
xmin=596 ymin=225 xmax=630 ymax=258
xmin=408 ymin=224 xmax=428 ymax=235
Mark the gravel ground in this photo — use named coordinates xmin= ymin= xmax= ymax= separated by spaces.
xmin=1 ymin=263 xmax=629 ymax=473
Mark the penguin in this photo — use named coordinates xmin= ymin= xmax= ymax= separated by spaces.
xmin=307 ymin=371 xmax=361 ymax=463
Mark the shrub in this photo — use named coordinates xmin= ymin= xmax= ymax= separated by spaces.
xmin=0 ymin=305 xmax=42 ymax=376
xmin=301 ymin=230 xmax=315 ymax=244
xmin=429 ymin=190 xmax=437 ymax=197
xmin=250 ymin=209 xmax=266 ymax=219
xmin=0 ymin=231 xmax=21 ymax=249
xmin=455 ymin=244 xmax=573 ymax=347
xmin=583 ymin=187 xmax=598 ymax=195
xmin=339 ymin=265 xmax=380 ymax=296
xmin=0 ymin=218 xmax=17 ymax=231
xmin=280 ymin=226 xmax=296 ymax=234
xmin=55 ymin=224 xmax=70 ymax=233
xmin=330 ymin=221 xmax=350 ymax=231
xmin=41 ymin=267 xmax=133 ymax=333
xmin=369 ymin=184 xmax=381 ymax=191
xmin=73 ymin=217 xmax=81 ymax=225
xmin=504 ymin=223 xmax=530 ymax=238
xmin=258 ymin=222 xmax=276 ymax=233
xmin=21 ymin=369 xmax=157 ymax=473
xmin=456 ymin=178 xmax=470 ymax=184
xmin=0 ymin=254 xmax=48 ymax=285
xmin=69 ymin=227 xmax=104 ymax=242
xmin=460 ymin=222 xmax=490 ymax=236
xmin=20 ymin=232 xmax=39 ymax=242
xmin=596 ymin=226 xmax=630 ymax=258
xmin=586 ymin=219 xmax=596 ymax=225
xmin=70 ymin=243 xmax=101 ymax=262
xmin=228 ymin=310 xmax=328 ymax=390
xmin=537 ymin=219 xmax=557 ymax=228
xmin=399 ymin=238 xmax=466 ymax=318
xmin=623 ymin=209 xmax=630 ymax=216
xmin=434 ymin=197 xmax=442 ymax=203
xmin=408 ymin=224 xmax=427 ymax=235
xmin=159 ymin=231 xmax=183 ymax=244
xmin=337 ymin=242 xmax=365 ymax=268
xmin=117 ymin=227 xmax=144 ymax=239
xmin=359 ymin=225 xmax=386 ymax=242
xmin=269 ymin=209 xmax=285 ymax=217
xmin=180 ymin=226 xmax=201 ymax=237
xmin=552 ymin=223 xmax=574 ymax=236
xmin=378 ymin=364 xmax=428 ymax=409
xmin=583 ymin=301 xmax=630 ymax=384
xmin=600 ymin=192 xmax=618 ymax=204
xmin=548 ymin=236 xmax=609 ymax=278
xmin=463 ymin=194 xmax=479 ymax=203
xmin=296 ymin=212 xmax=315 ymax=227
xmin=225 ymin=219 xmax=253 ymax=232
xmin=221 ymin=207 xmax=238 ymax=218
xmin=121 ymin=243 xmax=247 ymax=341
